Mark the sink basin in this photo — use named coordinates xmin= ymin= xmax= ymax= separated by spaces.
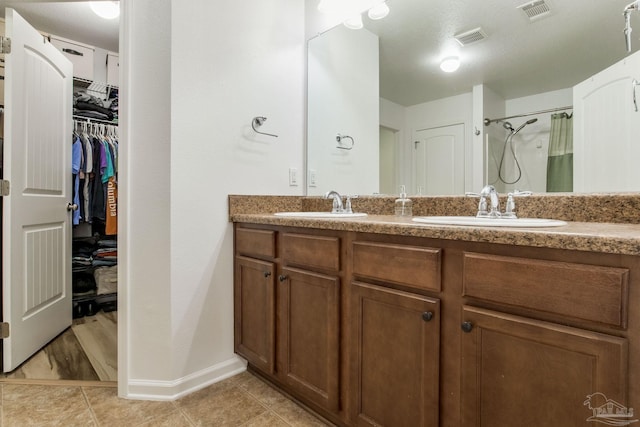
xmin=412 ymin=216 xmax=567 ymax=228
xmin=274 ymin=212 xmax=368 ymax=218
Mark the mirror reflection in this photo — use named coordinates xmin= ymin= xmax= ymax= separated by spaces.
xmin=306 ymin=0 xmax=639 ymax=196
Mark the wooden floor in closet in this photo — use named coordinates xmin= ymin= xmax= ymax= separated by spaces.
xmin=1 ymin=311 xmax=117 ymax=382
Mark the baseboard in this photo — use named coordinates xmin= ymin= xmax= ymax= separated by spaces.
xmin=123 ymin=355 xmax=247 ymax=401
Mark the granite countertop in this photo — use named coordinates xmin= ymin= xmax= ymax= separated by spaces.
xmin=228 ymin=194 xmax=640 ymax=256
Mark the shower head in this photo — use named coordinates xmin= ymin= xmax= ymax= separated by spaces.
xmin=513 ymin=118 xmax=538 ymax=134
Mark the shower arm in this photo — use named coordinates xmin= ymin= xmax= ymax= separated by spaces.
xmin=624 ymin=1 xmax=640 ymax=52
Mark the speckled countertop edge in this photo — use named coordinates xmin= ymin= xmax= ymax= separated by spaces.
xmin=228 ymin=194 xmax=640 ymax=256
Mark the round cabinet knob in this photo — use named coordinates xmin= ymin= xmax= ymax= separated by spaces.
xmin=278 ymin=275 xmax=287 ymax=282
xmin=263 ymin=271 xmax=272 ymax=278
xmin=422 ymin=311 xmax=434 ymax=322
xmin=461 ymin=321 xmax=474 ymax=333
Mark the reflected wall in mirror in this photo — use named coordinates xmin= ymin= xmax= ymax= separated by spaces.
xmin=306 ymin=0 xmax=640 ymax=196
xmin=307 ymin=25 xmax=379 ymax=196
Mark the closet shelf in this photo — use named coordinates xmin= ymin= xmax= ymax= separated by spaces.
xmin=73 ymin=115 xmax=118 ymax=126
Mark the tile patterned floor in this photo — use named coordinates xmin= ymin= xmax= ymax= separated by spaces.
xmin=0 ymin=371 xmax=333 ymax=426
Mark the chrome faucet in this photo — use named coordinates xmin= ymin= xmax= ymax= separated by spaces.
xmin=479 ymin=185 xmax=501 ymax=218
xmin=466 ymin=186 xmax=532 ymax=218
xmin=324 ymin=190 xmax=344 ymax=213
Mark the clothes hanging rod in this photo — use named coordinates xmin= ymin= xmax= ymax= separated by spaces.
xmin=483 ymin=105 xmax=573 ymax=126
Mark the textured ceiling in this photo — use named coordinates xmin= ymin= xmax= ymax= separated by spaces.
xmin=366 ymin=0 xmax=637 ymax=106
xmin=0 ymin=1 xmax=636 ymax=107
xmin=0 ymin=1 xmax=119 ymax=52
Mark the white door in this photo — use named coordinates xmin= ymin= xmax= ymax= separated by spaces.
xmin=2 ymin=9 xmax=73 ymax=372
xmin=414 ymin=124 xmax=465 ymax=195
xmin=573 ymin=49 xmax=640 ymax=192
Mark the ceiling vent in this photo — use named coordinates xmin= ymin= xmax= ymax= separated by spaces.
xmin=517 ymin=0 xmax=551 ymax=21
xmin=454 ymin=27 xmax=487 ymax=46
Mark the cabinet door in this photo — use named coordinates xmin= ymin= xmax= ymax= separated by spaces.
xmin=49 ymin=36 xmax=95 ymax=81
xmin=106 ymin=53 xmax=119 ymax=87
xmin=234 ymin=256 xmax=275 ymax=374
xmin=461 ymin=306 xmax=628 ymax=427
xmin=350 ymin=282 xmax=440 ymax=427
xmin=278 ymin=267 xmax=340 ymax=412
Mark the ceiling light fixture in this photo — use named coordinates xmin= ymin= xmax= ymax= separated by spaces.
xmin=344 ymin=14 xmax=364 ymax=30
xmin=368 ymin=2 xmax=390 ymax=20
xmin=317 ymin=0 xmax=390 ymax=28
xmin=89 ymin=1 xmax=120 ymax=20
xmin=440 ymin=56 xmax=461 ymax=72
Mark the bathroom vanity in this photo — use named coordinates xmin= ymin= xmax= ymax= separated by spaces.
xmin=231 ymin=195 xmax=640 ymax=427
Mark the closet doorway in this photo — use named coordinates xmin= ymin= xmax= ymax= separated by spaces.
xmin=0 ymin=2 xmax=120 ymax=383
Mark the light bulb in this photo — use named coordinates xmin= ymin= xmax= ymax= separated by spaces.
xmin=344 ymin=14 xmax=364 ymax=30
xmin=368 ymin=2 xmax=390 ymax=20
xmin=440 ymin=56 xmax=461 ymax=72
xmin=89 ymin=1 xmax=120 ymax=20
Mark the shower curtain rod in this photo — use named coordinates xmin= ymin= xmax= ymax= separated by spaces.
xmin=483 ymin=105 xmax=573 ymax=126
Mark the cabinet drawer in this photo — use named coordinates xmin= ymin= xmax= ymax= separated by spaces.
xmin=49 ymin=36 xmax=95 ymax=81
xmin=462 ymin=252 xmax=629 ymax=328
xmin=236 ymin=228 xmax=276 ymax=259
xmin=352 ymin=242 xmax=441 ymax=292
xmin=281 ymin=233 xmax=340 ymax=272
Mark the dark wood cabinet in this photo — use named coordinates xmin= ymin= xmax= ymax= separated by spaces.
xmin=234 ymin=256 xmax=276 ymax=374
xmin=460 ymin=306 xmax=628 ymax=427
xmin=350 ymin=281 xmax=440 ymax=427
xmin=233 ymin=223 xmax=637 ymax=427
xmin=277 ymin=267 xmax=341 ymax=412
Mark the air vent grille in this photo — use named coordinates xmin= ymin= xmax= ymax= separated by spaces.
xmin=454 ymin=28 xmax=487 ymax=46
xmin=518 ymin=0 xmax=551 ymax=21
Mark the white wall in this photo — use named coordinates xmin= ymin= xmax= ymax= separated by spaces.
xmin=121 ymin=0 xmax=306 ymax=399
xmin=307 ymin=25 xmax=379 ymax=196
xmin=380 ymin=97 xmax=407 ymax=195
xmin=476 ymin=85 xmax=505 ymax=190
xmin=119 ymin=0 xmax=173 ymax=396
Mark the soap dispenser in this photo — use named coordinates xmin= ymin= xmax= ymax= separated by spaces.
xmin=395 ymin=185 xmax=413 ymax=216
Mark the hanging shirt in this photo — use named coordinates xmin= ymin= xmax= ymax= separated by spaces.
xmin=72 ymin=137 xmax=82 ymax=225
xmin=80 ymin=133 xmax=94 ymax=221
xmin=101 ymin=139 xmax=115 ymax=184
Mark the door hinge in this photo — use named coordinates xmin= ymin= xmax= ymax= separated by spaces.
xmin=0 ymin=36 xmax=11 ymax=54
xmin=0 ymin=180 xmax=9 ymax=196
xmin=0 ymin=322 xmax=9 ymax=339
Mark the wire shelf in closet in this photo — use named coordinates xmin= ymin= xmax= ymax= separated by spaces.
xmin=73 ymin=115 xmax=118 ymax=126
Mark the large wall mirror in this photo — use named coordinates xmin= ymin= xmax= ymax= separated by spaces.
xmin=306 ymin=0 xmax=638 ymax=196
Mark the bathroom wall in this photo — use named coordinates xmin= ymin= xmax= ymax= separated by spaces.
xmin=307 ymin=25 xmax=379 ymax=196
xmin=122 ymin=0 xmax=306 ymax=399
xmin=380 ymin=87 xmax=572 ymax=196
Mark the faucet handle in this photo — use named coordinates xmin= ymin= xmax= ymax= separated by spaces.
xmin=503 ymin=191 xmax=532 ymax=218
xmin=344 ymin=195 xmax=359 ymax=214
xmin=465 ymin=192 xmax=489 ymax=217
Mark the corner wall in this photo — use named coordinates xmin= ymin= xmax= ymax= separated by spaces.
xmin=120 ymin=0 xmax=306 ymax=399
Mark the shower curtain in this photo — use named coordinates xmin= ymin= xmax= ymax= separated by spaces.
xmin=546 ymin=112 xmax=573 ymax=192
